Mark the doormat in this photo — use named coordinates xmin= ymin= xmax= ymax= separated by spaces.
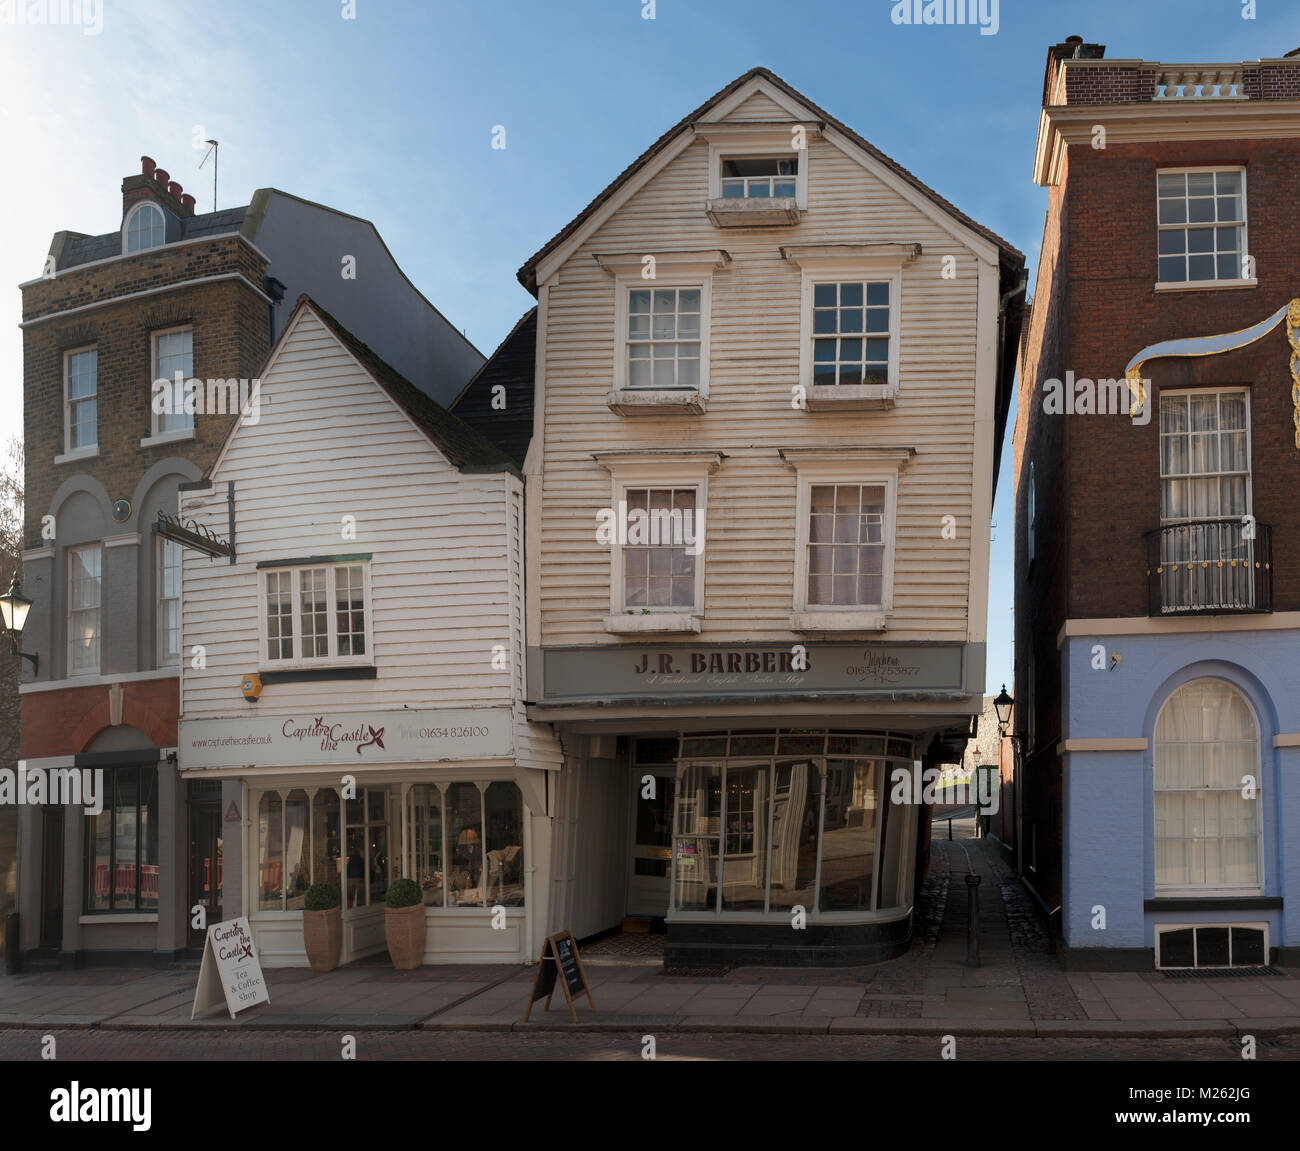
xmin=1161 ymin=966 xmax=1284 ymax=979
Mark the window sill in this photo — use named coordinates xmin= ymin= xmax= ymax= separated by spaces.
xmin=790 ymin=610 xmax=888 ymax=633
xmin=1154 ymin=278 xmax=1257 ymax=293
xmin=79 ymin=913 xmax=159 ymax=924
xmin=54 ymin=446 xmax=98 ymax=465
xmin=140 ymin=428 xmax=196 ymax=448
xmin=259 ymin=665 xmax=377 ymax=684
xmin=1145 ymin=895 xmax=1278 ymax=911
xmin=705 ymin=197 xmax=801 ymax=228
xmin=803 ymin=383 xmax=897 ymax=411
xmin=605 ymin=389 xmax=707 ymax=416
xmin=604 ymin=613 xmax=702 ymax=635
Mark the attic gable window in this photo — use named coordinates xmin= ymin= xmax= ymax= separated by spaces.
xmin=124 ymin=201 xmax=166 ymax=253
xmin=721 ymin=157 xmax=797 ymax=199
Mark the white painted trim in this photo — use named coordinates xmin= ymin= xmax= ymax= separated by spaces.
xmin=19 ymin=273 xmax=272 ymax=327
xmin=258 ymin=560 xmax=375 ymax=671
xmin=1154 ymin=279 xmax=1257 ymax=292
xmin=604 ymin=613 xmax=701 ymax=634
xmin=1056 ymin=611 xmax=1300 ymax=646
xmin=968 ymin=259 xmax=998 ymax=647
xmin=610 ymin=273 xmax=713 ymax=397
xmin=18 ymin=754 xmax=77 ymax=770
xmin=22 ymin=548 xmax=54 ymax=563
xmin=19 ymin=667 xmax=178 ymax=695
xmin=18 ymin=231 xmax=272 ymax=287
xmin=1154 ymin=921 xmax=1269 ymax=970
xmin=102 ymin=533 xmax=141 ymax=549
xmin=121 ymin=201 xmax=167 ymax=254
xmin=794 ymin=262 xmax=902 ymax=398
xmin=787 ymin=456 xmax=903 ymax=617
xmin=1273 ymin=734 xmax=1300 ymax=749
xmin=139 ymin=428 xmax=196 ymax=449
xmin=703 ymin=127 xmax=811 ymax=209
xmin=53 ymin=447 xmax=98 ymax=466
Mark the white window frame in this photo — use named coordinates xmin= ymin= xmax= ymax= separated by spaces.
xmin=785 ymin=448 xmax=909 ymax=632
xmin=147 ymin=325 xmax=196 ymax=443
xmin=595 ymin=452 xmax=723 ymax=635
xmin=700 ymin=124 xmax=815 ymax=210
xmin=67 ymin=543 xmax=102 ymax=677
xmin=1154 ymin=166 xmax=1253 ymax=291
xmin=59 ymin=345 xmax=98 ymax=462
xmin=257 ymin=560 xmax=374 ymax=669
xmin=1154 ymin=921 xmax=1269 ymax=970
xmin=1158 ymin=387 xmax=1253 ymax=523
xmin=1153 ymin=677 xmax=1264 ymax=897
xmin=595 ymin=250 xmax=726 ymax=412
xmin=122 ymin=201 xmax=166 ymax=254
xmin=783 ymin=246 xmax=917 ymax=407
xmin=157 ymin=536 xmax=181 ymax=668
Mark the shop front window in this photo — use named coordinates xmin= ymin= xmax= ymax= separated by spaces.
xmin=405 ymin=781 xmax=526 ymax=909
xmin=669 ymin=733 xmax=913 ymax=917
xmin=257 ymin=786 xmax=377 ymax=911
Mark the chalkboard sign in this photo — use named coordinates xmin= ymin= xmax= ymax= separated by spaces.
xmin=524 ymin=930 xmax=595 ymax=1023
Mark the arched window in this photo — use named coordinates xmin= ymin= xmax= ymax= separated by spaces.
xmin=1154 ymin=678 xmax=1260 ymax=891
xmin=123 ymin=201 xmax=165 ymax=252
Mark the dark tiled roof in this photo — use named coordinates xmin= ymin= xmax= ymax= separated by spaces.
xmin=289 ymin=295 xmax=518 ymax=475
xmin=58 ymin=205 xmax=247 ymax=269
xmin=518 ymin=66 xmax=1023 ymax=293
xmin=449 ymin=308 xmax=537 ymax=469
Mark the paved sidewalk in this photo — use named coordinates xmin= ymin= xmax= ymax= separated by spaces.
xmin=3 ymin=831 xmax=1299 ymax=1038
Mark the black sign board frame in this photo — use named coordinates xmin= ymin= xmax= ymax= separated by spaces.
xmin=523 ymin=930 xmax=596 ymax=1023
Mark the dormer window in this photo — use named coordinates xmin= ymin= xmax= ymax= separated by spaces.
xmin=720 ymin=157 xmax=797 ymax=200
xmin=124 ymin=201 xmax=166 ymax=253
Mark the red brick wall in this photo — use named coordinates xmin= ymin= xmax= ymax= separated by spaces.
xmin=1061 ymin=137 xmax=1300 ymax=619
xmin=20 ymin=677 xmax=179 ymax=758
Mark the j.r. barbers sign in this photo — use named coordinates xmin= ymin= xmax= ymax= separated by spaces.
xmin=179 ymin=708 xmax=513 ymax=769
xmin=541 ymin=643 xmax=971 ymax=702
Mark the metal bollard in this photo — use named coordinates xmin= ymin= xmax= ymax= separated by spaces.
xmin=948 ymin=817 xmax=952 ymax=841
xmin=965 ymin=873 xmax=982 ymax=967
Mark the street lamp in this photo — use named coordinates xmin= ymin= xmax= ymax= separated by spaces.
xmin=0 ymin=574 xmax=38 ymax=674
xmin=993 ymin=684 xmax=1014 ymax=738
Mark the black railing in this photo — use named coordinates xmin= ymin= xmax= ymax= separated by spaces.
xmin=1144 ymin=518 xmax=1272 ymax=615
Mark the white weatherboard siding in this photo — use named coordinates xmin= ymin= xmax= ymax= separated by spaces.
xmin=181 ymin=308 xmax=518 ymax=718
xmin=537 ymin=119 xmax=989 ymax=649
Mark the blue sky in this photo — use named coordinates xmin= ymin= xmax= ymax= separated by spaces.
xmin=3 ymin=0 xmax=1298 ymax=694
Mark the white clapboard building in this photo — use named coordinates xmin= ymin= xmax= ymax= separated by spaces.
xmin=176 ymin=297 xmax=561 ymax=966
xmin=507 ymin=67 xmax=1026 ymax=967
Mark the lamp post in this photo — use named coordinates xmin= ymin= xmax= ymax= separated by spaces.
xmin=0 ymin=574 xmax=37 ymax=675
xmin=993 ymin=684 xmax=1024 ymax=877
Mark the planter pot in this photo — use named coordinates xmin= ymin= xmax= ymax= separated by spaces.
xmin=385 ymin=903 xmax=426 ymax=969
xmin=302 ymin=907 xmax=341 ymax=973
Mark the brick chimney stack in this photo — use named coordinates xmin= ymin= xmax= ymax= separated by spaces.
xmin=121 ymin=154 xmax=195 ymax=221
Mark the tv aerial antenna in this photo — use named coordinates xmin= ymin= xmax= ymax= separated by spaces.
xmin=199 ymin=140 xmax=219 ymax=212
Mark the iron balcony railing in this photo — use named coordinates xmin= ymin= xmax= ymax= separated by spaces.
xmin=1144 ymin=517 xmax=1272 ymax=615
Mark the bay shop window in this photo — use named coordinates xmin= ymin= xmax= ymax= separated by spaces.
xmin=255 ymin=781 xmax=525 ymax=913
xmin=670 ymin=731 xmax=917 ymax=918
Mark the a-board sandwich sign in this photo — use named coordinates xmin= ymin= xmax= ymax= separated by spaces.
xmin=191 ymin=916 xmax=270 ymax=1020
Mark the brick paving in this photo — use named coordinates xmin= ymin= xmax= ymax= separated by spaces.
xmin=2 ymin=825 xmax=1299 ymax=1038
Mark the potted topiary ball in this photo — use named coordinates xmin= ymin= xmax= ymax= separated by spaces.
xmin=384 ymin=878 xmax=426 ymax=969
xmin=302 ymin=882 xmax=342 ymax=972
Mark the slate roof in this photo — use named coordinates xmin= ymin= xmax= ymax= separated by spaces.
xmin=449 ymin=308 xmax=538 ymax=470
xmin=517 ymin=66 xmax=1023 ymax=294
xmin=284 ymin=295 xmax=518 ymax=475
xmin=57 ymin=206 xmax=248 ymax=269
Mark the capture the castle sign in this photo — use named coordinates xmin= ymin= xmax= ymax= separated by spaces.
xmin=539 ymin=642 xmax=971 ymax=703
xmin=179 ymin=707 xmax=513 ymax=769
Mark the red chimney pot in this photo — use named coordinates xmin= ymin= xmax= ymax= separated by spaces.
xmin=167 ymin=181 xmax=183 ymax=198
xmin=180 ymin=193 xmax=196 ymax=212
xmin=141 ymin=155 xmax=156 ymax=177
xmin=153 ymin=167 xmax=169 ymax=186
